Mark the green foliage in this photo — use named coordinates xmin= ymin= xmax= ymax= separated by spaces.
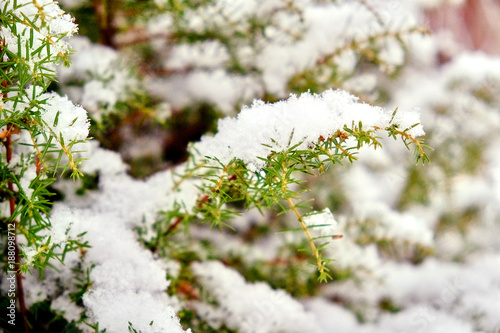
xmin=158 ymin=112 xmax=430 ymax=282
xmin=0 ymin=4 xmax=90 ymax=332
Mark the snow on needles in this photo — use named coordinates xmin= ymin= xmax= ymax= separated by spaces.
xmin=41 ymin=92 xmax=90 ymax=146
xmin=44 ymin=143 xmax=192 ymax=333
xmin=1 ymin=0 xmax=77 ymax=70
xmin=194 ymin=89 xmax=424 ymax=170
xmin=3 ymin=87 xmax=90 ymax=149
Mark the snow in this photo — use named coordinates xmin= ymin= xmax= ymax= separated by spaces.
xmin=1 ymin=0 xmax=77 ymax=72
xmin=147 ymin=69 xmax=262 ymax=114
xmin=194 ymin=89 xmax=423 ymax=170
xmin=83 ymin=289 xmax=186 ymax=333
xmin=191 ymin=260 xmax=322 ymax=333
xmin=58 ymin=36 xmax=139 ymax=120
xmin=41 ymin=144 xmax=192 ymax=333
xmin=304 ymin=208 xmax=340 ymax=237
xmin=41 ymin=93 xmax=90 ymax=146
xmin=144 ymin=0 xmax=424 ymax=112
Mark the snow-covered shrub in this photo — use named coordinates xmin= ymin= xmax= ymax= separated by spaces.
xmin=0 ymin=0 xmax=90 ymax=330
xmin=2 ymin=0 xmax=500 ymax=333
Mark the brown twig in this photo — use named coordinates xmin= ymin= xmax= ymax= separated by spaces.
xmin=165 ymin=216 xmax=184 ymax=236
xmin=92 ymin=0 xmax=117 ymax=48
xmin=286 ymin=197 xmax=325 ymax=275
xmin=280 ymin=160 xmax=326 ymax=276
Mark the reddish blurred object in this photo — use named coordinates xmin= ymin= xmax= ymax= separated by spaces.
xmin=426 ymin=0 xmax=500 ymax=55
